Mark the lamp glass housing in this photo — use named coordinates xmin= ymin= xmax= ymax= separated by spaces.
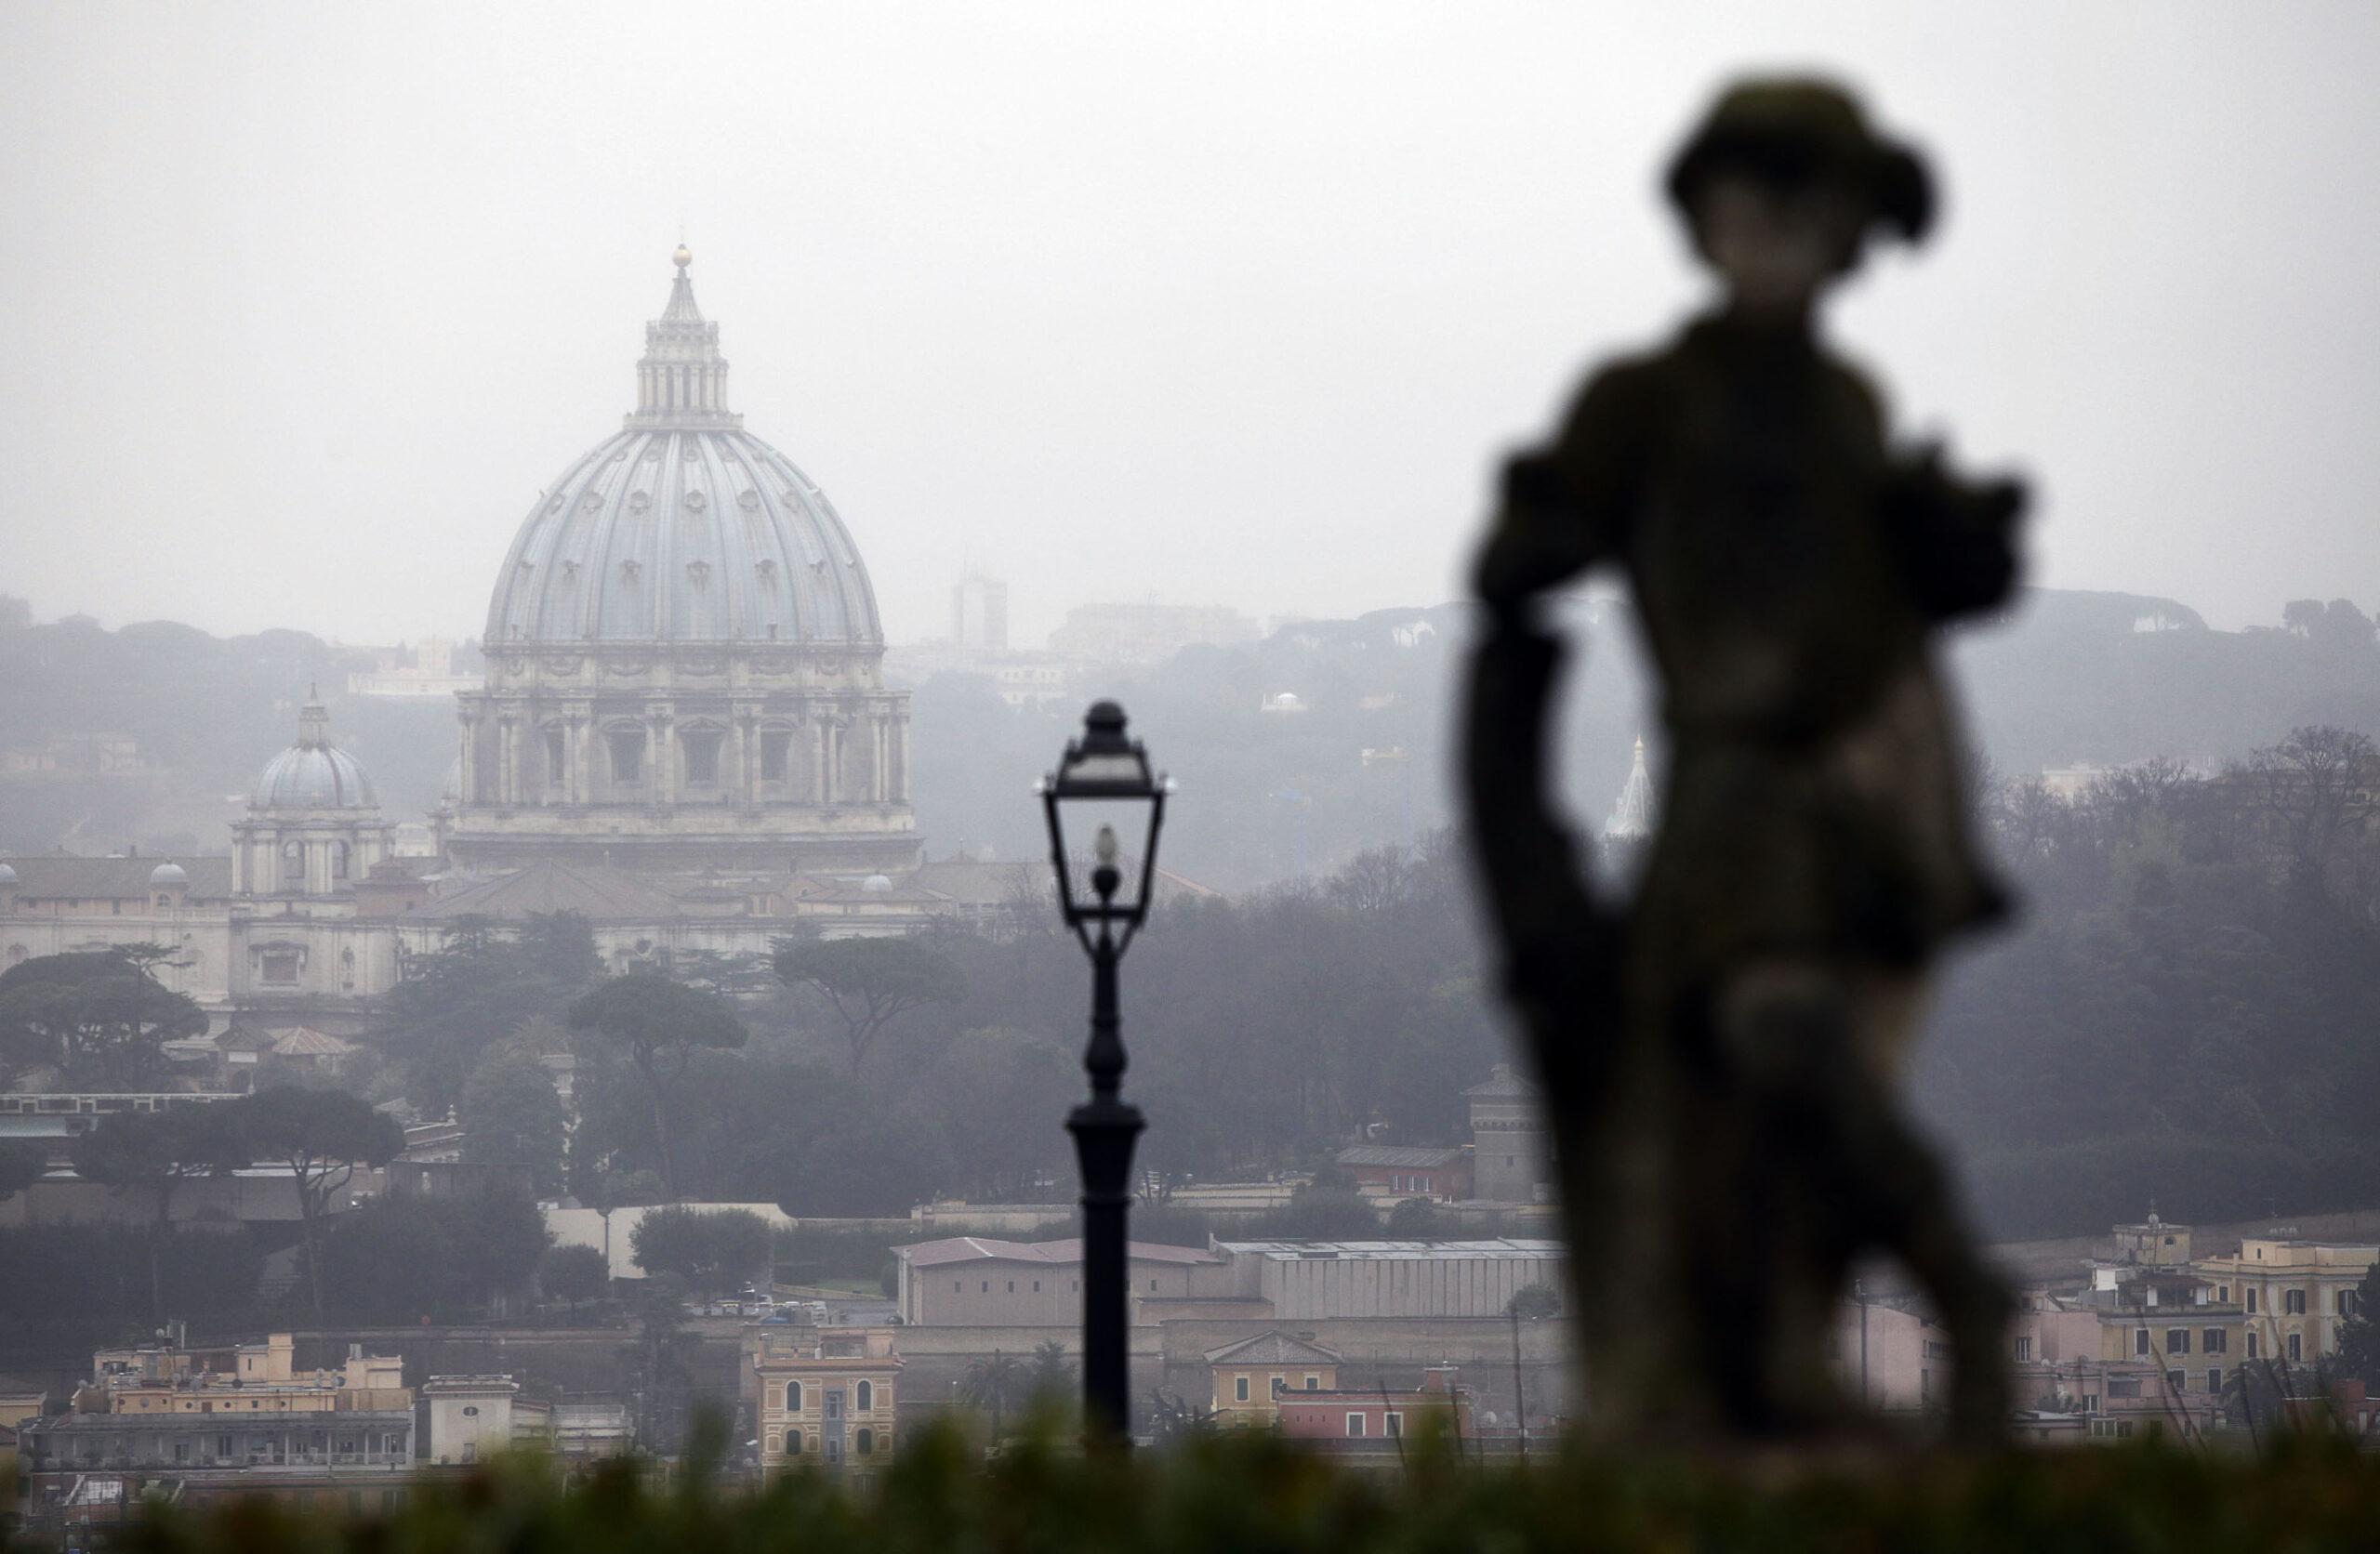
xmin=1043 ymin=702 xmax=1167 ymax=929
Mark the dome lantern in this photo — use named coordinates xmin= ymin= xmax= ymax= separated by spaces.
xmin=628 ymin=243 xmax=738 ymax=431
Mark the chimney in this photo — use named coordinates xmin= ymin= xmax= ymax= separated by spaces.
xmin=1421 ymin=1365 xmax=1457 ymax=1394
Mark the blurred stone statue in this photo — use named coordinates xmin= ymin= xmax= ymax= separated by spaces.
xmin=1464 ymin=79 xmax=2024 ymax=1442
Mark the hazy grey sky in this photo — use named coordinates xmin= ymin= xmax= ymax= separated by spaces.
xmin=4 ymin=2 xmax=2375 ymax=647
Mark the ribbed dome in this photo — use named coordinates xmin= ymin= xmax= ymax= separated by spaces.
xmin=148 ymin=862 xmax=189 ymax=887
xmin=253 ymin=695 xmax=379 ymax=811
xmin=256 ymin=746 xmax=378 ymax=810
xmin=484 ymin=250 xmax=883 ymax=649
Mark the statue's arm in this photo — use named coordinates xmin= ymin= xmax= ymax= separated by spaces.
xmin=1462 ymin=368 xmax=1639 ymax=1073
xmin=1472 ymin=366 xmax=1644 ymax=619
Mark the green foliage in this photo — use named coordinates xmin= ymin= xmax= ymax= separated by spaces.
xmin=69 ymin=1103 xmax=254 ymax=1318
xmin=546 ymin=836 xmax=1491 ymax=1218
xmin=455 ymin=1186 xmax=556 ymax=1302
xmin=386 ymin=913 xmax=602 ymax=1115
xmin=1027 ymin=1339 xmax=1074 ymax=1405
xmin=518 ymin=910 xmax=605 ymax=986
xmin=1260 ymin=1177 xmax=1382 ymax=1241
xmin=1925 ymin=724 xmax=2380 ymax=1237
xmin=623 ymin=1275 xmax=700 ymax=1455
xmin=541 ymin=1242 xmax=611 ymax=1310
xmin=776 ymin=1094 xmax=957 ymax=1218
xmin=0 ymin=1142 xmax=43 ymax=1202
xmin=570 ymin=973 xmax=747 ymax=1198
xmin=314 ymin=1187 xmax=552 ymax=1323
xmin=926 ymin=1028 xmax=1075 ymax=1202
xmin=231 ymin=1086 xmax=404 ymax=1315
xmin=68 ymin=1105 xmax=250 ymax=1205
xmin=316 ymin=1197 xmax=464 ymax=1320
xmin=2336 ymin=1263 xmax=2380 ymax=1389
xmin=1385 ymin=1196 xmax=1445 ymax=1237
xmin=1507 ymin=1284 xmax=1561 ymax=1320
xmin=233 ymin=1087 xmax=404 ymax=1196
xmin=458 ymin=1048 xmax=569 ymax=1193
xmin=1130 ymin=1200 xmax=1220 ymax=1250
xmin=629 ymin=1205 xmax=772 ymax=1299
xmin=0 ymin=1223 xmax=262 ymax=1323
xmin=72 ymin=1425 xmax=2380 ymax=1553
xmin=774 ymin=935 xmax=967 ymax=1073
xmin=0 ymin=945 xmax=207 ymax=1087
xmin=957 ymin=1350 xmax=1029 ymax=1437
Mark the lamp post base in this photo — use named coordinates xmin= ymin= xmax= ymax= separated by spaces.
xmin=1069 ymin=1095 xmax=1145 ymax=1445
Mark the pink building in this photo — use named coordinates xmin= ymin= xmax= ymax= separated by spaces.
xmin=1273 ymin=1365 xmax=1471 ymax=1450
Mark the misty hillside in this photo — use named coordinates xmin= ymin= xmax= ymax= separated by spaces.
xmin=904 ymin=586 xmax=2380 ymax=890
xmin=2 ymin=587 xmax=2375 ymax=883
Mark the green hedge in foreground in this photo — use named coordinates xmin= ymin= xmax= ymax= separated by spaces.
xmin=31 ymin=1425 xmax=2380 ymax=1554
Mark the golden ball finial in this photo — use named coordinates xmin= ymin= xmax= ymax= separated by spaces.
xmin=672 ymin=244 xmax=693 ymax=270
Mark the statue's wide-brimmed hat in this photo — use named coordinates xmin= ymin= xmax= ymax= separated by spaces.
xmin=1665 ymin=78 xmax=1934 ymax=244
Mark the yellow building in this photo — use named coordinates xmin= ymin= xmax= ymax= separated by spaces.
xmin=747 ymin=1327 xmax=901 ymax=1481
xmin=2085 ymin=1265 xmax=2243 ymax=1437
xmin=1204 ymin=1332 xmax=1343 ymax=1428
xmin=2195 ymin=1238 xmax=2377 ymax=1368
xmin=0 ymin=1374 xmax=46 ymax=1435
xmin=93 ymin=1333 xmax=409 ymax=1417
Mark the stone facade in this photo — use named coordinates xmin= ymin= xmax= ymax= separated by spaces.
xmin=446 ymin=247 xmax=919 ymax=880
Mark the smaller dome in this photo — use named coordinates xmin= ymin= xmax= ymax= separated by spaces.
xmin=0 ymin=863 xmax=17 ymax=885
xmin=256 ymin=747 xmax=378 ymax=810
xmin=862 ymin=873 xmax=893 ymax=894
xmin=254 ymin=695 xmax=379 ymax=810
xmin=149 ymin=863 xmax=189 ymax=887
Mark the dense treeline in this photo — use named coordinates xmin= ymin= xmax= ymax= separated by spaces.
xmin=387 ymin=720 xmax=2380 ymax=1246
xmin=1924 ymin=727 xmax=2380 ymax=1238
xmin=0 ymin=1224 xmax=264 ymax=1324
xmin=535 ymin=832 xmax=1501 ymax=1218
xmin=14 ymin=723 xmax=2380 ymax=1292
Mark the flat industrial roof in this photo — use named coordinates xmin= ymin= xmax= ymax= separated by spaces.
xmin=897 ymin=1236 xmax=1217 ymax=1269
xmin=1212 ymin=1239 xmax=1563 ymax=1262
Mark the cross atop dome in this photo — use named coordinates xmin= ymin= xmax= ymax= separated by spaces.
xmin=628 ymin=244 xmax=740 ymax=430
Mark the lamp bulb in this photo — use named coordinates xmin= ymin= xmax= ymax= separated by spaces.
xmin=1094 ymin=824 xmax=1120 ymax=865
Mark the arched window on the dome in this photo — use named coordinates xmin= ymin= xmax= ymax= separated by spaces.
xmin=332 ymin=842 xmax=350 ymax=881
xmin=282 ymin=843 xmax=306 ymax=891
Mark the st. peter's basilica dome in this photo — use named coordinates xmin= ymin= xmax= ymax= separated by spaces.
xmin=483 ymin=248 xmax=882 ymax=648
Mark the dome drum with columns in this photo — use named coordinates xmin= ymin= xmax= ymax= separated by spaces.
xmin=447 ymin=250 xmax=920 ymax=877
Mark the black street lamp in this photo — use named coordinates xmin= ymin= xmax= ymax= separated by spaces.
xmin=1039 ymin=700 xmax=1169 ymax=1444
